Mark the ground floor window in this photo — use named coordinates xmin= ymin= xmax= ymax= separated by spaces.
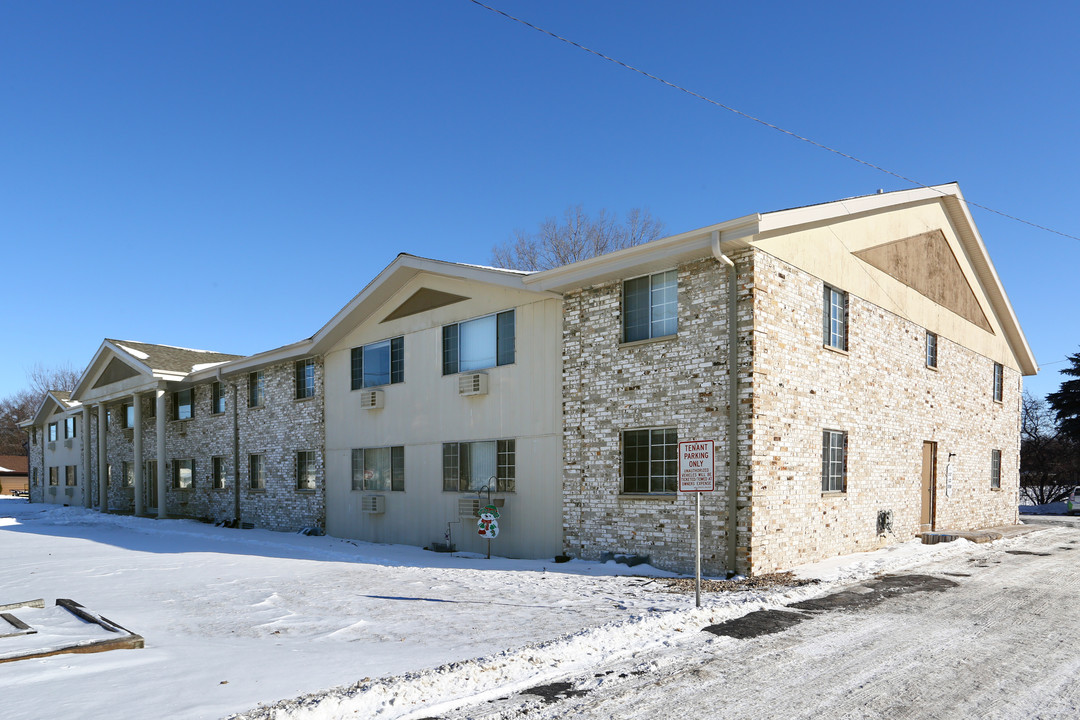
xmin=296 ymin=451 xmax=317 ymax=490
xmin=991 ymin=449 xmax=1001 ymax=489
xmin=443 ymin=440 xmax=515 ymax=492
xmin=249 ymin=454 xmax=265 ymax=490
xmin=622 ymin=428 xmax=677 ymax=494
xmin=212 ymin=457 xmax=227 ymax=490
xmin=173 ymin=459 xmax=195 ymax=490
xmin=65 ymin=466 xmax=77 ymax=487
xmin=821 ymin=429 xmax=848 ymax=493
xmin=49 ymin=467 xmax=58 ymax=486
xmin=122 ymin=461 xmax=134 ymax=488
xmin=351 ymin=446 xmax=405 ymax=492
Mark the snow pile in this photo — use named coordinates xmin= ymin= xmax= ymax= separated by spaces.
xmin=0 ymin=498 xmax=1031 ymax=720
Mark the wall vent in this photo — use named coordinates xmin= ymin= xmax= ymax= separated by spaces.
xmin=63 ymin=439 xmax=73 ymax=449
xmin=458 ymin=372 xmax=488 ymax=396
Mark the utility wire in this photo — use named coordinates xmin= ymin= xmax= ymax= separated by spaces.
xmin=467 ymin=0 xmax=1080 ymax=243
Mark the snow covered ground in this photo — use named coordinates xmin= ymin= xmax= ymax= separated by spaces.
xmin=0 ymin=498 xmax=1034 ymax=719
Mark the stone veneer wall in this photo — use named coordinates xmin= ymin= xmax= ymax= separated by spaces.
xmin=90 ymin=360 xmax=325 ymax=532
xmin=27 ymin=427 xmax=43 ymax=503
xmin=562 ymin=254 xmax=755 ymax=576
xmin=235 ymin=359 xmax=325 ymax=532
xmin=748 ymin=249 xmax=1021 ymax=573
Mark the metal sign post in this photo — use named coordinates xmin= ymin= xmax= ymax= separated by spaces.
xmin=679 ymin=440 xmax=715 ymax=608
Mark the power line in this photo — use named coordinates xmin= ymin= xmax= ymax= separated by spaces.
xmin=467 ymin=0 xmax=1080 ymax=243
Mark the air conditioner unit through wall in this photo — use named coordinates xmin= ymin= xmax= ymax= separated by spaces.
xmin=361 ymin=495 xmax=385 ymax=514
xmin=360 ymin=389 xmax=384 ymax=410
xmin=458 ymin=372 xmax=488 ymax=396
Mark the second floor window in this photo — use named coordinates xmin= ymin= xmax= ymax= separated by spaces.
xmin=926 ymin=332 xmax=938 ymax=368
xmin=123 ymin=403 xmax=135 ymax=429
xmin=48 ymin=422 xmax=57 ymax=442
xmin=993 ymin=363 xmax=1004 ymax=402
xmin=352 ymin=337 xmax=405 ymax=389
xmin=172 ymin=389 xmax=193 ymax=420
xmin=442 ymin=311 xmax=515 ymax=375
xmin=211 ymin=381 xmax=226 ymax=414
xmin=295 ymin=359 xmax=316 ymax=399
xmin=623 ymin=270 xmax=677 ymax=343
xmin=248 ymin=371 xmax=264 ymax=408
xmin=64 ymin=417 xmax=77 ymax=439
xmin=824 ymin=285 xmax=849 ymax=351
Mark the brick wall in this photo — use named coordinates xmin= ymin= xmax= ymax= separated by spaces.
xmin=748 ymin=249 xmax=1021 ymax=573
xmin=561 ymin=254 xmax=755 ymax=576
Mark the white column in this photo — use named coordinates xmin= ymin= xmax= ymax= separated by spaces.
xmin=81 ymin=407 xmax=92 ymax=508
xmin=156 ymin=390 xmax=167 ymax=519
xmin=133 ymin=395 xmax=144 ymax=516
xmin=97 ymin=405 xmax=108 ymax=512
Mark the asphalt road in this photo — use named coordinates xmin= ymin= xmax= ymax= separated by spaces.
xmin=439 ymin=524 xmax=1080 ymax=720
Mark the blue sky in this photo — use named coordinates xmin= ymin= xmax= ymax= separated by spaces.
xmin=3 ymin=1 xmax=1078 ymax=403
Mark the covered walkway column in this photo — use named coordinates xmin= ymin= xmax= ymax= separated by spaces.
xmin=97 ymin=404 xmax=108 ymax=512
xmin=81 ymin=406 xmax=92 ymax=509
xmin=133 ymin=395 xmax=144 ymax=516
xmin=156 ymin=390 xmax=167 ymax=519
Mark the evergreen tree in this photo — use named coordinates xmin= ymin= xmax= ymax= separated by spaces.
xmin=1048 ymin=349 xmax=1080 ymax=443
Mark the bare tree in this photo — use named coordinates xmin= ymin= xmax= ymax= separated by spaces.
xmin=492 ymin=205 xmax=665 ymax=271
xmin=1020 ymin=391 xmax=1078 ymax=506
xmin=0 ymin=363 xmax=80 ymax=456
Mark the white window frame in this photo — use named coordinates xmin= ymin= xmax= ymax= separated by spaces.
xmin=622 ymin=270 xmax=678 ymax=343
xmin=823 ymin=285 xmax=849 ymax=351
xmin=822 ymin=429 xmax=848 ymax=493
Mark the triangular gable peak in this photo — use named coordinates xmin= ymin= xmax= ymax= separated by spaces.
xmin=750 ymin=184 xmax=1036 ymax=375
xmin=310 ymin=254 xmax=554 ymax=354
xmin=72 ymin=339 xmax=243 ymax=405
xmin=24 ymin=390 xmax=81 ymax=427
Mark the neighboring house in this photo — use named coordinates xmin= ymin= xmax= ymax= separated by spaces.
xmin=17 ymin=183 xmax=1036 ymax=575
xmin=0 ymin=455 xmax=29 ymax=495
xmin=525 ymin=183 xmax=1037 ymax=575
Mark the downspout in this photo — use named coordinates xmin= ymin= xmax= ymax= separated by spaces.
xmin=711 ymin=230 xmax=740 ymax=575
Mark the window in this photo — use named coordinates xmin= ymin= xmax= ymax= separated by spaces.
xmin=211 ymin=381 xmax=226 ymax=414
xmin=172 ymin=389 xmax=193 ymax=420
xmin=623 ymin=270 xmax=677 ymax=343
xmin=926 ymin=332 xmax=938 ymax=368
xmin=351 ymin=446 xmax=405 ymax=491
xmin=993 ymin=363 xmax=1004 ymax=402
xmin=106 ymin=408 xmax=113 ymax=430
xmin=248 ymin=371 xmax=264 ymax=408
xmin=49 ymin=467 xmax=58 ymax=486
xmin=64 ymin=417 xmax=77 ymax=439
xmin=173 ymin=459 xmax=194 ymax=490
xmin=65 ymin=465 xmax=77 ymax=487
xmin=122 ymin=461 xmax=134 ymax=488
xmin=48 ymin=422 xmax=57 ymax=442
xmin=145 ymin=396 xmax=156 ymax=419
xmin=821 ymin=430 xmax=848 ymax=493
xmin=296 ymin=451 xmax=317 ymax=490
xmin=991 ymin=449 xmax=1001 ymax=489
xmin=442 ymin=310 xmax=515 ymax=375
xmin=32 ymin=468 xmax=38 ymax=486
xmin=106 ymin=464 xmax=112 ymax=488
xmin=212 ymin=457 xmax=227 ymax=489
xmin=443 ymin=440 xmax=515 ymax=492
xmin=122 ymin=403 xmax=134 ymax=429
xmin=823 ymin=285 xmax=849 ymax=351
xmin=31 ymin=427 xmax=36 ymax=444
xmin=249 ymin=454 xmax=265 ymax=490
xmin=351 ymin=337 xmax=404 ymax=390
xmin=295 ymin=359 xmax=316 ymax=399
xmin=622 ymin=428 xmax=677 ymax=493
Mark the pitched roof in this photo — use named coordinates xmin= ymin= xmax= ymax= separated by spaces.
xmin=0 ymin=456 xmax=28 ymax=474
xmin=105 ymin=339 xmax=243 ymax=375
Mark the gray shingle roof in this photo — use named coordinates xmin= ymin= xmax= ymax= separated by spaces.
xmin=107 ymin=339 xmax=244 ymax=375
